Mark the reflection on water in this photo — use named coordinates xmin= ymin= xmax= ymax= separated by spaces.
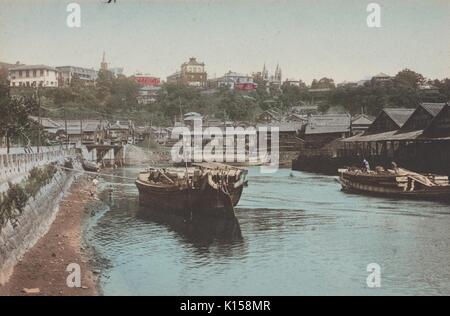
xmin=85 ymin=166 xmax=450 ymax=295
xmin=136 ymin=207 xmax=243 ymax=243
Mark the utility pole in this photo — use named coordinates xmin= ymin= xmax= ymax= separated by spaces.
xmin=179 ymin=96 xmax=183 ymax=123
xmin=36 ymin=86 xmax=41 ymax=154
xmin=63 ymin=103 xmax=68 ymax=148
xmin=79 ymin=104 xmax=83 ymax=148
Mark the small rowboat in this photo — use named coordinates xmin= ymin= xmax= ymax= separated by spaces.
xmin=82 ymin=159 xmax=99 ymax=173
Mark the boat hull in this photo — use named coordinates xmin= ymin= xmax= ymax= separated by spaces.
xmin=82 ymin=160 xmax=99 ymax=172
xmin=339 ymin=176 xmax=450 ymax=200
xmin=135 ymin=179 xmax=244 ymax=219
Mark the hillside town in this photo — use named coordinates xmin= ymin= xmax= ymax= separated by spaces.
xmin=1 ymin=54 xmax=449 ymax=170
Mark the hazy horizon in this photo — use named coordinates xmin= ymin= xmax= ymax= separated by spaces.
xmin=0 ymin=0 xmax=449 ymax=84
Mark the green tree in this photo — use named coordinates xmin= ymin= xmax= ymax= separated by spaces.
xmin=217 ymin=90 xmax=258 ymax=121
xmin=156 ymin=84 xmax=209 ymax=123
xmin=430 ymin=78 xmax=450 ymax=101
xmin=0 ymin=95 xmax=38 ymax=153
xmin=311 ymin=77 xmax=335 ymax=89
xmin=0 ymin=66 xmax=9 ymax=97
xmin=394 ymin=68 xmax=425 ymax=89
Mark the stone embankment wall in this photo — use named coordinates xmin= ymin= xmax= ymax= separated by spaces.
xmin=0 ymin=149 xmax=77 ymax=285
xmin=0 ymin=149 xmax=76 ymax=192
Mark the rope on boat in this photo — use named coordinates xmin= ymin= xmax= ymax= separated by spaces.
xmin=218 ymin=171 xmax=236 ymax=218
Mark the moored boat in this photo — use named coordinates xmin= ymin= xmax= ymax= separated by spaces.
xmin=338 ymin=166 xmax=450 ymax=200
xmin=82 ymin=159 xmax=100 ymax=172
xmin=135 ymin=162 xmax=248 ymax=218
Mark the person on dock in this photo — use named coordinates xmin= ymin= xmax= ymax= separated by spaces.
xmin=90 ymin=176 xmax=99 ymax=198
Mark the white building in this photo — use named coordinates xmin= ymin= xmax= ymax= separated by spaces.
xmin=371 ymin=72 xmax=392 ymax=84
xmin=56 ymin=66 xmax=98 ymax=86
xmin=110 ymin=67 xmax=124 ymax=77
xmin=180 ymin=57 xmax=207 ymax=87
xmin=8 ymin=64 xmax=58 ymax=88
xmin=137 ymin=86 xmax=160 ymax=105
xmin=217 ymin=71 xmax=254 ymax=89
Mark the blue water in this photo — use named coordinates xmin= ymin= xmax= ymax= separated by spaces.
xmin=85 ymin=167 xmax=450 ymax=295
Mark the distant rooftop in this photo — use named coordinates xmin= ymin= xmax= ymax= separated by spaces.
xmin=420 ymin=102 xmax=447 ymax=117
xmin=372 ymin=72 xmax=391 ymax=78
xmin=183 ymin=57 xmax=205 ymax=67
xmin=352 ymin=114 xmax=375 ymax=125
xmin=56 ymin=65 xmax=97 ymax=71
xmin=305 ymin=114 xmax=351 ymax=135
xmin=383 ymin=108 xmax=415 ymax=127
xmin=223 ymin=71 xmax=250 ymax=77
xmin=10 ymin=64 xmax=56 ymax=71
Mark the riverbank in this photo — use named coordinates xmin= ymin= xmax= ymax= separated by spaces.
xmin=0 ymin=176 xmax=98 ymax=296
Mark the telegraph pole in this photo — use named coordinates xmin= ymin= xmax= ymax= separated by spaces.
xmin=63 ymin=103 xmax=68 ymax=148
xmin=79 ymin=103 xmax=83 ymax=147
xmin=36 ymin=86 xmax=41 ymax=153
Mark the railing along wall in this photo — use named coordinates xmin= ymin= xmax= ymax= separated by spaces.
xmin=0 ymin=148 xmax=76 ymax=183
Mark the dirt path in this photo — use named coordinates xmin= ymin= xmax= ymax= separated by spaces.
xmin=0 ymin=177 xmax=98 ymax=296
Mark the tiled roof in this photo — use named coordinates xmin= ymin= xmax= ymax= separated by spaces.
xmin=256 ymin=122 xmax=302 ymax=132
xmin=9 ymin=64 xmax=56 ymax=71
xmin=183 ymin=58 xmax=205 ymax=66
xmin=420 ymin=102 xmax=447 ymax=117
xmin=343 ymin=130 xmax=421 ymax=142
xmin=110 ymin=121 xmax=129 ymax=129
xmin=29 ymin=116 xmax=61 ymax=129
xmin=351 ymin=114 xmax=374 ymax=125
xmin=373 ymin=72 xmax=390 ymax=78
xmin=53 ymin=119 xmax=108 ymax=132
xmin=382 ymin=108 xmax=415 ymax=127
xmin=305 ymin=114 xmax=351 ymax=135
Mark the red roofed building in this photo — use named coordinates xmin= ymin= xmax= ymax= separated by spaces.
xmin=134 ymin=74 xmax=161 ymax=87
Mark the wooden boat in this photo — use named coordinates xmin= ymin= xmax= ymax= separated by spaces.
xmin=135 ymin=162 xmax=248 ymax=219
xmin=82 ymin=159 xmax=99 ymax=172
xmin=63 ymin=157 xmax=74 ymax=169
xmin=226 ymin=160 xmax=265 ymax=167
xmin=338 ymin=167 xmax=450 ymax=200
xmin=201 ymin=152 xmax=269 ymax=168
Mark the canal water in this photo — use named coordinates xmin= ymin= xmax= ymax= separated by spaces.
xmin=86 ymin=166 xmax=450 ymax=295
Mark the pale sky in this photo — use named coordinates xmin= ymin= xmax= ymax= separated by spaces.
xmin=0 ymin=0 xmax=449 ymax=84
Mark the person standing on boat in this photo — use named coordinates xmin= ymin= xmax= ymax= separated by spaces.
xmin=391 ymin=161 xmax=400 ymax=174
xmin=363 ymin=158 xmax=371 ymax=172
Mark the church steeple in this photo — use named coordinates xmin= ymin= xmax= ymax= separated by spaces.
xmin=262 ymin=62 xmax=268 ymax=80
xmin=100 ymin=51 xmax=108 ymax=71
xmin=274 ymin=63 xmax=282 ymax=82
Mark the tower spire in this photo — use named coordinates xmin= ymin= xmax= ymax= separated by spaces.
xmin=100 ymin=51 xmax=108 ymax=71
xmin=275 ymin=62 xmax=281 ymax=82
xmin=262 ymin=62 xmax=268 ymax=80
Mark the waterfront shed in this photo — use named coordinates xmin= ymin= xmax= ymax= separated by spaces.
xmin=396 ymin=103 xmax=447 ymax=133
xmin=300 ymin=114 xmax=351 ymax=148
xmin=256 ymin=109 xmax=281 ymax=123
xmin=364 ymin=108 xmax=414 ymax=135
xmin=351 ymin=114 xmax=374 ymax=135
xmin=422 ymin=103 xmax=450 ymax=138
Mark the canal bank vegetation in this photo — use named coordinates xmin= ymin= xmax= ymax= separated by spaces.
xmin=0 ymin=164 xmax=58 ymax=229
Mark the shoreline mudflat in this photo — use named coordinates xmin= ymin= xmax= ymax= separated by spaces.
xmin=0 ymin=177 xmax=98 ymax=296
